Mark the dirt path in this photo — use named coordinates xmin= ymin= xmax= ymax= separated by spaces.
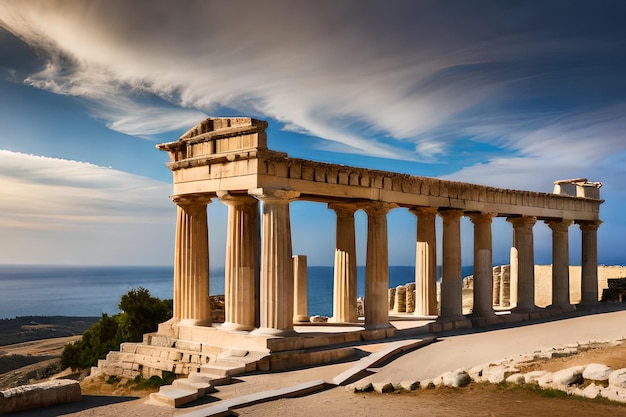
xmin=0 ymin=335 xmax=80 ymax=357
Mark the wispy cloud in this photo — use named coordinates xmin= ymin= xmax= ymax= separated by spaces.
xmin=1 ymin=0 xmax=625 ymax=167
xmin=0 ymin=150 xmax=173 ymax=230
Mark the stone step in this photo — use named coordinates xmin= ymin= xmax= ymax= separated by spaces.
xmin=172 ymin=378 xmax=214 ymax=396
xmin=177 ymin=379 xmax=327 ymax=417
xmin=149 ymin=385 xmax=199 ymax=408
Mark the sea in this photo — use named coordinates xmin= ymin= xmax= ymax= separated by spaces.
xmin=0 ymin=265 xmax=474 ymax=319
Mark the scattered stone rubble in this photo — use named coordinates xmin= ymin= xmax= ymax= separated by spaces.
xmin=347 ymin=338 xmax=626 ymax=403
xmin=602 ymin=278 xmax=626 ymax=302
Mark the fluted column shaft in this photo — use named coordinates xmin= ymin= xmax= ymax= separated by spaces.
xmin=363 ymin=202 xmax=395 ymax=329
xmin=250 ymin=189 xmax=300 ymax=335
xmin=507 ymin=216 xmax=537 ymax=312
xmin=329 ymin=203 xmax=358 ymax=323
xmin=546 ymin=219 xmax=574 ymax=309
xmin=409 ymin=207 xmax=438 ymax=316
xmin=469 ymin=212 xmax=496 ymax=317
xmin=439 ymin=210 xmax=464 ymax=319
xmin=172 ymin=194 xmax=212 ymax=326
xmin=218 ymin=192 xmax=258 ymax=331
xmin=577 ymin=220 xmax=602 ymax=306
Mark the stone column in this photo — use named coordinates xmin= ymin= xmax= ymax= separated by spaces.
xmin=250 ymin=189 xmax=300 ymax=335
xmin=546 ymin=219 xmax=574 ymax=311
xmin=363 ymin=202 xmax=395 ymax=329
xmin=329 ymin=203 xmax=358 ymax=323
xmin=510 ymin=247 xmax=519 ymax=308
xmin=293 ymin=255 xmax=309 ymax=323
xmin=438 ymin=210 xmax=464 ymax=319
xmin=409 ymin=207 xmax=438 ymax=316
xmin=469 ymin=212 xmax=497 ymax=318
xmin=500 ymin=265 xmax=511 ymax=307
xmin=492 ymin=266 xmax=502 ymax=306
xmin=217 ymin=192 xmax=258 ymax=331
xmin=171 ymin=194 xmax=212 ymax=327
xmin=577 ymin=220 xmax=602 ymax=306
xmin=507 ymin=216 xmax=537 ymax=312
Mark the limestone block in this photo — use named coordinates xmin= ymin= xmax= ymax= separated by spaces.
xmin=468 ymin=364 xmax=489 ymax=382
xmin=442 ymin=370 xmax=471 ymax=388
xmin=583 ymin=363 xmax=613 ymax=381
xmin=419 ymin=379 xmax=435 ymax=389
xmin=505 ymin=373 xmax=525 ymax=384
xmin=309 ymin=315 xmax=329 ymax=323
xmin=372 ymin=381 xmax=395 ymax=393
xmin=537 ymin=373 xmax=554 ymax=389
xmin=394 ymin=286 xmax=407 ymax=313
xmin=485 ymin=366 xmax=506 ymax=384
xmin=551 ymin=366 xmax=584 ymax=387
xmin=609 ymin=368 xmax=626 ymax=388
xmin=388 ymin=288 xmax=396 ymax=311
xmin=353 ymin=381 xmax=373 ymax=392
xmin=602 ymin=386 xmax=626 ymax=403
xmin=406 ymin=283 xmax=416 ymax=313
xmin=582 ymin=383 xmax=603 ymax=399
xmin=0 ymin=380 xmax=81 ymax=414
xmin=431 ymin=375 xmax=443 ymax=387
xmin=524 ymin=370 xmax=548 ymax=384
xmin=399 ymin=380 xmax=420 ymax=390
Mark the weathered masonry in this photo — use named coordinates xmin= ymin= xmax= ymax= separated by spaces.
xmin=155 ymin=117 xmax=602 ymax=339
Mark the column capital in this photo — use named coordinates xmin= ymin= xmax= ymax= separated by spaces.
xmin=360 ymin=201 xmax=397 ymax=216
xmin=438 ymin=209 xmax=464 ymax=220
xmin=507 ymin=215 xmax=537 ymax=229
xmin=328 ymin=202 xmax=358 ymax=217
xmin=545 ymin=218 xmax=574 ymax=232
xmin=217 ymin=191 xmax=258 ymax=206
xmin=468 ymin=212 xmax=497 ymax=225
xmin=576 ymin=220 xmax=602 ymax=231
xmin=171 ymin=193 xmax=213 ymax=209
xmin=249 ymin=188 xmax=300 ymax=203
xmin=409 ymin=206 xmax=439 ymax=217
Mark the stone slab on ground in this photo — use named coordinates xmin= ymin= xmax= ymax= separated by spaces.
xmin=0 ymin=379 xmax=81 ymax=414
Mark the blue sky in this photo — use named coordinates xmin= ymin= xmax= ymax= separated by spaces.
xmin=1 ymin=0 xmax=625 ymax=267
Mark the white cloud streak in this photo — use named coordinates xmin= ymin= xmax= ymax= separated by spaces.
xmin=0 ymin=0 xmax=625 ymax=182
xmin=0 ymin=150 xmax=173 ymax=230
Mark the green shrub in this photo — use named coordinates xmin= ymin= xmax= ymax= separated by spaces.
xmin=60 ymin=288 xmax=172 ymax=370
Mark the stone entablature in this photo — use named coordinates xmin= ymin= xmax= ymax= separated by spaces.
xmin=158 ymin=118 xmax=601 ymax=222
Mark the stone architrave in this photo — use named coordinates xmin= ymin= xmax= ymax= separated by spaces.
xmin=507 ymin=216 xmax=537 ymax=312
xmin=171 ymin=194 xmax=212 ymax=327
xmin=438 ymin=210 xmax=464 ymax=319
xmin=329 ymin=203 xmax=358 ymax=323
xmin=293 ymin=255 xmax=309 ymax=323
xmin=217 ymin=192 xmax=258 ymax=331
xmin=249 ymin=188 xmax=300 ymax=335
xmin=363 ymin=202 xmax=396 ymax=329
xmin=469 ymin=212 xmax=497 ymax=318
xmin=546 ymin=219 xmax=574 ymax=311
xmin=577 ymin=220 xmax=602 ymax=306
xmin=409 ymin=207 xmax=438 ymax=316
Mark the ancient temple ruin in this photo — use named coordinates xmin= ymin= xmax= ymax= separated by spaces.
xmin=94 ymin=117 xmax=602 ymax=379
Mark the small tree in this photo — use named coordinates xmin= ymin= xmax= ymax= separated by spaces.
xmin=61 ymin=313 xmax=121 ymax=370
xmin=61 ymin=288 xmax=172 ymax=370
xmin=118 ymin=287 xmax=173 ymax=342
